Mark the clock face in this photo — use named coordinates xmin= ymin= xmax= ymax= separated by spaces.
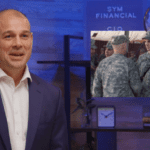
xmin=98 ymin=107 xmax=115 ymax=127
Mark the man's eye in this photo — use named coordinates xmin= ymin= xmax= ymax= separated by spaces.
xmin=22 ymin=34 xmax=29 ymax=37
xmin=5 ymin=35 xmax=11 ymax=38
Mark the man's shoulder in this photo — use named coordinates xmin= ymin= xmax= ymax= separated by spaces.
xmin=30 ymin=72 xmax=60 ymax=94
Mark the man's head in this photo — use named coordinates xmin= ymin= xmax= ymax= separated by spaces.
xmin=111 ymin=35 xmax=129 ymax=55
xmin=0 ymin=9 xmax=33 ymax=72
xmin=142 ymin=31 xmax=150 ymax=53
xmin=105 ymin=41 xmax=114 ymax=57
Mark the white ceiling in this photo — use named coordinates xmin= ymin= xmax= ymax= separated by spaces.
xmin=91 ymin=31 xmax=147 ymax=42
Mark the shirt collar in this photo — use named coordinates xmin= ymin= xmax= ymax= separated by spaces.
xmin=21 ymin=64 xmax=32 ymax=82
xmin=0 ymin=64 xmax=32 ymax=82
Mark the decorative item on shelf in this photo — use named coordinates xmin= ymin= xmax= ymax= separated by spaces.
xmin=97 ymin=106 xmax=115 ymax=128
xmin=143 ymin=112 xmax=150 ymax=129
xmin=72 ymin=97 xmax=96 ymax=128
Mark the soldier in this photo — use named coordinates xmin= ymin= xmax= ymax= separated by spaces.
xmin=129 ymin=51 xmax=137 ymax=62
xmin=137 ymin=31 xmax=150 ymax=80
xmin=99 ymin=48 xmax=106 ymax=62
xmin=137 ymin=32 xmax=150 ymax=97
xmin=141 ymin=69 xmax=150 ymax=97
xmin=105 ymin=41 xmax=114 ymax=57
xmin=92 ymin=35 xmax=142 ymax=97
xmin=91 ymin=39 xmax=98 ymax=93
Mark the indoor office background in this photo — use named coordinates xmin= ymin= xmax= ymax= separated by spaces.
xmin=1 ymin=0 xmax=150 ymax=150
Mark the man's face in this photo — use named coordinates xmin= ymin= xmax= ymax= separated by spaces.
xmin=91 ymin=48 xmax=96 ymax=56
xmin=145 ymin=39 xmax=150 ymax=51
xmin=0 ymin=13 xmax=33 ymax=71
xmin=105 ymin=48 xmax=114 ymax=57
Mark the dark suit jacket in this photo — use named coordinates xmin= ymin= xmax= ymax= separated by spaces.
xmin=0 ymin=72 xmax=68 ymax=150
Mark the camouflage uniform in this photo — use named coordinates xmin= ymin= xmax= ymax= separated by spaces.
xmin=136 ymin=52 xmax=150 ymax=79
xmin=137 ymin=32 xmax=150 ymax=97
xmin=99 ymin=53 xmax=106 ymax=63
xmin=92 ymin=35 xmax=142 ymax=97
xmin=91 ymin=39 xmax=98 ymax=93
xmin=91 ymin=53 xmax=99 ymax=68
xmin=92 ymin=54 xmax=142 ymax=97
xmin=141 ymin=68 xmax=150 ymax=97
xmin=130 ymin=56 xmax=137 ymax=62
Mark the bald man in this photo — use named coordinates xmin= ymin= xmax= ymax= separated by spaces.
xmin=0 ymin=9 xmax=68 ymax=150
xmin=92 ymin=35 xmax=142 ymax=97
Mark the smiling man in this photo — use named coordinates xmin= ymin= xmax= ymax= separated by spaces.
xmin=0 ymin=9 xmax=68 ymax=150
xmin=0 ymin=10 xmax=32 ymax=87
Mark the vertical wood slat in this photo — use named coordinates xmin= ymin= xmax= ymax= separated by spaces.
xmin=64 ymin=35 xmax=71 ymax=150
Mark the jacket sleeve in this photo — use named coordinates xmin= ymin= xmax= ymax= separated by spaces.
xmin=129 ymin=61 xmax=142 ymax=97
xmin=50 ymin=89 xmax=69 ymax=150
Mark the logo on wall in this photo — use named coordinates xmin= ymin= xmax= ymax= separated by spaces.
xmin=86 ymin=1 xmax=143 ymax=30
xmin=144 ymin=7 xmax=150 ymax=31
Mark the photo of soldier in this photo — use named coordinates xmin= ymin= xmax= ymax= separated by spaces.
xmin=92 ymin=35 xmax=142 ymax=97
xmin=137 ymin=31 xmax=150 ymax=97
xmin=137 ymin=31 xmax=150 ymax=81
xmin=99 ymin=48 xmax=106 ymax=62
xmin=104 ymin=41 xmax=114 ymax=58
xmin=129 ymin=51 xmax=137 ymax=62
xmin=91 ymin=39 xmax=98 ymax=93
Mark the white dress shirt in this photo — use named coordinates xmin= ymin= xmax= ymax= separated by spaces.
xmin=0 ymin=64 xmax=32 ymax=150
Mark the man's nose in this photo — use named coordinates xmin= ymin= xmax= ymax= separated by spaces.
xmin=13 ymin=36 xmax=22 ymax=49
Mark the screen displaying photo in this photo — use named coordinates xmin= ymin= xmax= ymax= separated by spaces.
xmin=90 ymin=31 xmax=149 ymax=97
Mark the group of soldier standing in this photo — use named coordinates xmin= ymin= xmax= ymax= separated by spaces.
xmin=91 ymin=31 xmax=150 ymax=97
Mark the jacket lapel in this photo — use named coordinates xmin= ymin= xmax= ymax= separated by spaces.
xmin=25 ymin=75 xmax=43 ymax=150
xmin=0 ymin=93 xmax=12 ymax=150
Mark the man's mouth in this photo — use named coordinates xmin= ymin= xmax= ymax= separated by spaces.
xmin=10 ymin=53 xmax=24 ymax=56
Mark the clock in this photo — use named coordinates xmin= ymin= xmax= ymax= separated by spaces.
xmin=97 ymin=106 xmax=115 ymax=128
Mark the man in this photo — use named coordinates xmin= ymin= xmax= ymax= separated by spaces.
xmin=99 ymin=48 xmax=106 ymax=62
xmin=91 ymin=39 xmax=98 ymax=93
xmin=91 ymin=39 xmax=99 ymax=70
xmin=104 ymin=41 xmax=114 ymax=57
xmin=137 ymin=32 xmax=150 ymax=97
xmin=92 ymin=35 xmax=142 ymax=97
xmin=137 ymin=31 xmax=150 ymax=80
xmin=129 ymin=51 xmax=137 ymax=62
xmin=0 ymin=9 xmax=68 ymax=150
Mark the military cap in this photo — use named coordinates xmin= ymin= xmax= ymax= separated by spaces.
xmin=91 ymin=39 xmax=97 ymax=49
xmin=106 ymin=41 xmax=113 ymax=49
xmin=111 ymin=35 xmax=130 ymax=45
xmin=142 ymin=31 xmax=150 ymax=40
